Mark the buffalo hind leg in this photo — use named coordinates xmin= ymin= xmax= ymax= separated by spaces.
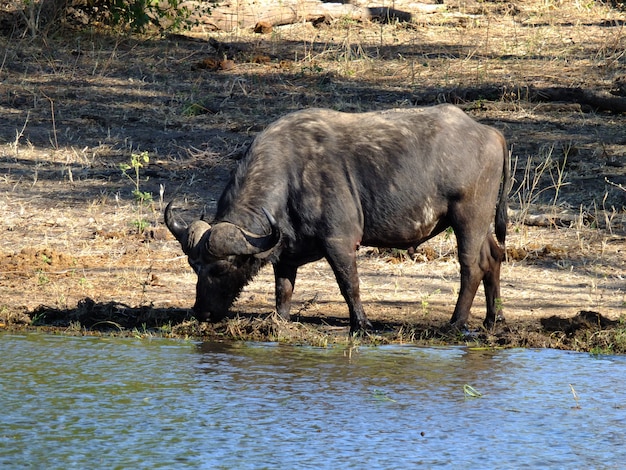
xmin=273 ymin=262 xmax=298 ymax=320
xmin=450 ymin=235 xmax=505 ymax=330
xmin=449 ymin=263 xmax=483 ymax=330
xmin=324 ymin=242 xmax=372 ymax=333
xmin=481 ymin=236 xmax=505 ymax=329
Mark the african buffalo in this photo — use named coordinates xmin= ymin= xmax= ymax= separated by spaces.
xmin=165 ymin=104 xmax=512 ymax=332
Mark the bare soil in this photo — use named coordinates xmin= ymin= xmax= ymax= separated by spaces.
xmin=1 ymin=1 xmax=625 ymax=352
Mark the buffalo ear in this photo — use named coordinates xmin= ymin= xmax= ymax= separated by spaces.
xmin=164 ymin=201 xmax=212 ymax=254
xmin=186 ymin=220 xmax=212 ymax=254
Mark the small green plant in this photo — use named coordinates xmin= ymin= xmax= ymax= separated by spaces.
xmin=132 ymin=323 xmax=154 ymax=339
xmin=120 ymin=151 xmax=152 ymax=204
xmin=420 ymin=289 xmax=441 ymax=316
xmin=371 ymin=390 xmax=397 ymax=402
xmin=159 ymin=322 xmax=173 ymax=335
xmin=183 ymin=102 xmax=211 ymax=117
xmin=120 ymin=151 xmax=153 ymax=233
xmin=37 ymin=270 xmax=49 ymax=285
xmin=31 ymin=310 xmax=46 ymax=325
xmin=134 ymin=219 xmax=150 ymax=232
xmin=495 ymin=297 xmax=504 ymax=315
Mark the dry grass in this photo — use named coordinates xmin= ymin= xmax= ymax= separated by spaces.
xmin=0 ymin=0 xmax=625 ymax=350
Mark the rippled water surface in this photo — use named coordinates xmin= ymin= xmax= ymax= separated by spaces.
xmin=2 ymin=332 xmax=626 ymax=469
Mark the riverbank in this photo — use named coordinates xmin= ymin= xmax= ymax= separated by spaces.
xmin=1 ymin=0 xmax=625 ymax=352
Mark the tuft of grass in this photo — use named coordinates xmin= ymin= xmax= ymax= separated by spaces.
xmin=37 ymin=270 xmax=50 ymax=285
xmin=587 ymin=326 xmax=626 ymax=355
xmin=510 ymin=144 xmax=570 ymax=227
xmin=420 ymin=289 xmax=442 ymax=317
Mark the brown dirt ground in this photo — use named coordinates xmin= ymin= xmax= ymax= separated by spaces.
xmin=1 ymin=1 xmax=625 ymax=351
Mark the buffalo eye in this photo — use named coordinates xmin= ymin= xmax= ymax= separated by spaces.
xmin=188 ymin=258 xmax=202 ymax=275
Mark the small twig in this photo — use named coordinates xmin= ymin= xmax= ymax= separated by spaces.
xmin=295 ymin=293 xmax=319 ymax=316
xmin=0 ymin=42 xmax=9 ymax=74
xmin=13 ymin=111 xmax=30 ymax=155
xmin=40 ymin=91 xmax=58 ymax=149
xmin=463 ymin=384 xmax=483 ymax=398
xmin=605 ymin=177 xmax=626 ymax=193
xmin=91 ymin=321 xmax=123 ymax=331
xmin=569 ymin=384 xmax=581 ymax=409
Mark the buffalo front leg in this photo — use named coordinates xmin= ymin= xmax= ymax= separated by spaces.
xmin=324 ymin=242 xmax=372 ymax=333
xmin=273 ymin=262 xmax=298 ymax=320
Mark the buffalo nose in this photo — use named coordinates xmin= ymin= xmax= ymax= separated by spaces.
xmin=191 ymin=305 xmax=212 ymax=322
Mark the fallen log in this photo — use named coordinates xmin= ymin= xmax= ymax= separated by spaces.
xmin=186 ymin=0 xmax=445 ymax=32
xmin=508 ymin=207 xmax=626 ymax=232
xmin=412 ymin=84 xmax=626 ymax=114
xmin=509 ymin=208 xmax=582 ymax=228
xmin=529 ymin=86 xmax=626 ymax=114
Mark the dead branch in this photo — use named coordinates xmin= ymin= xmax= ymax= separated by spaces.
xmin=185 ymin=0 xmax=445 ymax=32
xmin=529 ymin=87 xmax=626 ymax=114
xmin=413 ymin=85 xmax=626 ymax=114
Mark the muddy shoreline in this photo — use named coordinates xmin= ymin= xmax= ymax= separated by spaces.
xmin=1 ymin=1 xmax=625 ymax=351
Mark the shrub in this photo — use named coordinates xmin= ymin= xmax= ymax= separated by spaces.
xmin=71 ymin=0 xmax=215 ymax=32
xmin=9 ymin=0 xmax=216 ymax=36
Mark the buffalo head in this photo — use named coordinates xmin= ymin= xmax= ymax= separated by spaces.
xmin=164 ymin=201 xmax=280 ymax=322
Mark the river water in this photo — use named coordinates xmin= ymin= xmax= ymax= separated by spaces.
xmin=1 ymin=332 xmax=625 ymax=469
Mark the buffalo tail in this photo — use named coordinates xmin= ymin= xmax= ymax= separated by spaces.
xmin=495 ymin=133 xmax=512 ymax=246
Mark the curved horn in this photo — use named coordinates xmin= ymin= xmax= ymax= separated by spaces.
xmin=164 ymin=200 xmax=187 ymax=243
xmin=259 ymin=208 xmax=280 ymax=248
xmin=207 ymin=208 xmax=280 ymax=258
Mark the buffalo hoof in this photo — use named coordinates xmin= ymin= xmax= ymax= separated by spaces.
xmin=192 ymin=310 xmax=225 ymax=323
xmin=276 ymin=309 xmax=292 ymax=322
xmin=350 ymin=318 xmax=373 ymax=335
xmin=192 ymin=312 xmax=212 ymax=323
xmin=483 ymin=314 xmax=506 ymax=330
xmin=448 ymin=318 xmax=469 ymax=330
xmin=447 ymin=321 xmax=472 ymax=336
xmin=444 ymin=322 xmax=483 ymax=341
